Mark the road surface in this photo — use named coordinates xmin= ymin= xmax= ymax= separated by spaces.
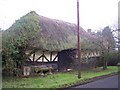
xmin=74 ymin=75 xmax=119 ymax=88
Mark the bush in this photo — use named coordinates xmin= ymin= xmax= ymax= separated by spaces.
xmin=107 ymin=52 xmax=119 ymax=66
xmin=98 ymin=51 xmax=119 ymax=66
xmin=2 ymin=58 xmax=14 ymax=76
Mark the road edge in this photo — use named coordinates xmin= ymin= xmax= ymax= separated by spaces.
xmin=59 ymin=72 xmax=119 ymax=89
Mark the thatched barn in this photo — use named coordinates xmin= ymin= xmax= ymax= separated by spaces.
xmin=3 ymin=11 xmax=101 ymax=76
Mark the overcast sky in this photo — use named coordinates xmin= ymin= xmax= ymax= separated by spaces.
xmin=0 ymin=0 xmax=119 ymax=31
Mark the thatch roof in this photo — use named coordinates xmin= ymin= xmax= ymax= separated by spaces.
xmin=3 ymin=11 xmax=101 ymax=52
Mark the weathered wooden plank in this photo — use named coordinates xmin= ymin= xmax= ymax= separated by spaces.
xmin=26 ymin=49 xmax=37 ymax=61
xmin=26 ymin=49 xmax=36 ymax=57
xmin=43 ymin=54 xmax=50 ymax=62
xmin=36 ymin=55 xmax=43 ymax=62
xmin=50 ymin=52 xmax=52 ymax=61
xmin=33 ymin=51 xmax=35 ymax=61
xmin=42 ymin=53 xmax=44 ymax=62
xmin=28 ymin=57 xmax=32 ymax=61
xmin=53 ymin=54 xmax=58 ymax=61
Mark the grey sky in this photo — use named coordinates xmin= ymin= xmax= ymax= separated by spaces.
xmin=0 ymin=0 xmax=119 ymax=31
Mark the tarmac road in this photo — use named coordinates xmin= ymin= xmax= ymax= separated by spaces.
xmin=74 ymin=74 xmax=119 ymax=88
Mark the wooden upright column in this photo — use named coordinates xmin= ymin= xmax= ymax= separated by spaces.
xmin=50 ymin=52 xmax=52 ymax=62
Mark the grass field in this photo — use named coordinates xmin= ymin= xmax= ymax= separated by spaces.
xmin=2 ymin=66 xmax=118 ymax=88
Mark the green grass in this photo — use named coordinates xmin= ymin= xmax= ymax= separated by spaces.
xmin=2 ymin=66 xmax=118 ymax=88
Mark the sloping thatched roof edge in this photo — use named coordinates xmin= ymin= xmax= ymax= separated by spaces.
xmin=4 ymin=11 xmax=101 ymax=52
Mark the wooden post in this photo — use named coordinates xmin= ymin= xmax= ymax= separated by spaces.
xmin=50 ymin=52 xmax=52 ymax=61
xmin=42 ymin=52 xmax=44 ymax=63
xmin=33 ymin=51 xmax=35 ymax=62
xmin=53 ymin=54 xmax=58 ymax=61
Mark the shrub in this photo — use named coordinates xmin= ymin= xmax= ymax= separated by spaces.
xmin=98 ymin=51 xmax=119 ymax=66
xmin=107 ymin=51 xmax=119 ymax=66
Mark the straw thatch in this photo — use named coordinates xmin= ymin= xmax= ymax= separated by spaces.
xmin=4 ymin=11 xmax=101 ymax=51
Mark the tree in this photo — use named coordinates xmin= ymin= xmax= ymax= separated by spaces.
xmin=2 ymin=11 xmax=40 ymax=76
xmin=102 ymin=26 xmax=116 ymax=70
xmin=96 ymin=26 xmax=116 ymax=70
xmin=102 ymin=26 xmax=116 ymax=50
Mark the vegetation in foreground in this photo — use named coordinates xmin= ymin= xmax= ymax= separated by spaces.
xmin=2 ymin=66 xmax=118 ymax=88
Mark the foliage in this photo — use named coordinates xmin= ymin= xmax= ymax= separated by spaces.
xmin=98 ymin=51 xmax=119 ymax=66
xmin=2 ymin=11 xmax=40 ymax=76
xmin=106 ymin=51 xmax=119 ymax=66
xmin=2 ymin=58 xmax=14 ymax=76
xmin=96 ymin=26 xmax=116 ymax=51
xmin=96 ymin=26 xmax=116 ymax=69
xmin=102 ymin=26 xmax=116 ymax=50
xmin=2 ymin=66 xmax=118 ymax=88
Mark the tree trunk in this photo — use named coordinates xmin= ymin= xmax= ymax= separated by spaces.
xmin=103 ymin=59 xmax=107 ymax=70
xmin=103 ymin=50 xmax=108 ymax=70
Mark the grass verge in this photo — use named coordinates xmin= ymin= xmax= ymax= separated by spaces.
xmin=2 ymin=66 xmax=119 ymax=88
